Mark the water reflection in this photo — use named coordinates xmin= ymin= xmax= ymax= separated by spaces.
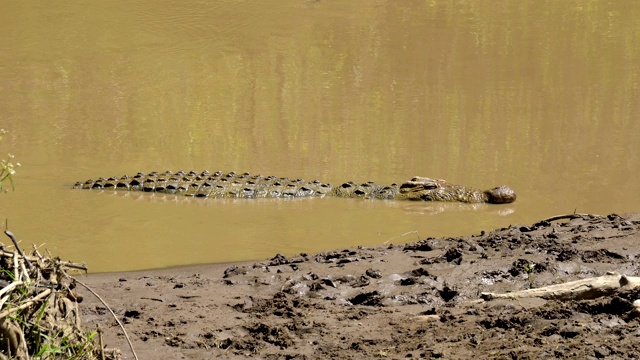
xmin=82 ymin=187 xmax=516 ymax=217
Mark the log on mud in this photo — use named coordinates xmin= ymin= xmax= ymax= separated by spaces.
xmin=480 ymin=272 xmax=640 ymax=302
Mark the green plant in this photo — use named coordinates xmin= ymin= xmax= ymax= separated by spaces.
xmin=0 ymin=269 xmax=17 ymax=281
xmin=32 ymin=329 xmax=98 ymax=359
xmin=524 ymin=263 xmax=536 ymax=273
xmin=7 ymin=294 xmax=100 ymax=359
xmin=0 ymin=129 xmax=19 ymax=192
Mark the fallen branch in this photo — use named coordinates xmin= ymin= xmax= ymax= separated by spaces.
xmin=481 ymin=272 xmax=640 ymax=301
xmin=0 ymin=288 xmax=52 ymax=319
xmin=0 ymin=281 xmax=23 ymax=298
xmin=98 ymin=324 xmax=106 ymax=360
xmin=4 ymin=230 xmax=32 ymax=269
xmin=0 ymin=249 xmax=87 ymax=271
xmin=58 ymin=261 xmax=89 ymax=271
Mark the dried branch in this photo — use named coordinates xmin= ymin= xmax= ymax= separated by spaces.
xmin=0 ymin=288 xmax=52 ymax=320
xmin=4 ymin=230 xmax=32 ymax=269
xmin=0 ymin=229 xmax=120 ymax=359
xmin=481 ymin=272 xmax=640 ymax=301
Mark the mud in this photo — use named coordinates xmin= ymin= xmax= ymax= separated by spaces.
xmin=80 ymin=213 xmax=640 ymax=359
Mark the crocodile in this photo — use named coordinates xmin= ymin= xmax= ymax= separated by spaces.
xmin=73 ymin=170 xmax=516 ymax=204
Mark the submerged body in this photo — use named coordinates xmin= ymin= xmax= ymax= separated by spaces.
xmin=73 ymin=170 xmax=516 ymax=204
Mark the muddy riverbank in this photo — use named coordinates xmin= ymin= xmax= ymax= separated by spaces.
xmin=80 ymin=213 xmax=640 ymax=359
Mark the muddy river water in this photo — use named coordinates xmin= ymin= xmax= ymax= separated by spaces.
xmin=1 ymin=1 xmax=639 ymax=272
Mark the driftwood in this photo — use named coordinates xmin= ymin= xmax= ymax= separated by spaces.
xmin=0 ymin=229 xmax=122 ymax=359
xmin=481 ymin=272 xmax=640 ymax=302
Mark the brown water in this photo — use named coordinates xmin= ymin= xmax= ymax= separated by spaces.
xmin=1 ymin=1 xmax=639 ymax=272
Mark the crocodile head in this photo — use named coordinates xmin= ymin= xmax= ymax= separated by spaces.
xmin=484 ymin=185 xmax=517 ymax=204
xmin=398 ymin=177 xmax=516 ymax=204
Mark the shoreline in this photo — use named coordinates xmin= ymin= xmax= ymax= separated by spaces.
xmin=80 ymin=213 xmax=640 ymax=359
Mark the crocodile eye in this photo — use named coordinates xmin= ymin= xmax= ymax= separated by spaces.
xmin=425 ymin=184 xmax=437 ymax=190
xmin=399 ymin=183 xmax=415 ymax=189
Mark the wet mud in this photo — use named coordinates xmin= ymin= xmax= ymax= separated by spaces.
xmin=80 ymin=213 xmax=640 ymax=359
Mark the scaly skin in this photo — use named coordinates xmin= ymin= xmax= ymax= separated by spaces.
xmin=73 ymin=170 xmax=516 ymax=204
